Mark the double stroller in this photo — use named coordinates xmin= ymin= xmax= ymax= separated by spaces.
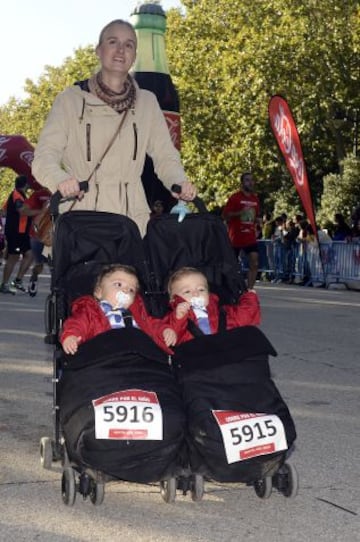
xmin=40 ymin=200 xmax=298 ymax=506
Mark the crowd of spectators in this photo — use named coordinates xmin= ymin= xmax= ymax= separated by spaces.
xmin=253 ymin=208 xmax=360 ymax=285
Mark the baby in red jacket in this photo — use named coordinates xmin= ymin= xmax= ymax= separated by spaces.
xmin=61 ymin=263 xmax=177 ymax=354
xmin=164 ymin=266 xmax=261 ymax=344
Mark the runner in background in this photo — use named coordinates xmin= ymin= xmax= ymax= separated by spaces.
xmin=21 ymin=187 xmax=51 ymax=296
xmin=222 ymin=172 xmax=261 ymax=290
xmin=0 ymin=176 xmax=33 ymax=294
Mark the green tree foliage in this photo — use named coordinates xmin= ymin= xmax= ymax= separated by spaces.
xmin=0 ymin=46 xmax=97 ymax=203
xmin=166 ymin=0 xmax=359 ymax=214
xmin=317 ymin=155 xmax=360 ymax=226
xmin=0 ymin=0 xmax=359 ymax=220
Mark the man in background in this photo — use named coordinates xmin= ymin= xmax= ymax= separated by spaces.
xmin=0 ymin=176 xmax=33 ymax=294
xmin=21 ymin=186 xmax=51 ymax=296
xmin=222 ymin=172 xmax=261 ymax=290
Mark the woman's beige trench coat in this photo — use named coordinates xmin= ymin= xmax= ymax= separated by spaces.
xmin=32 ymin=78 xmax=187 ymax=236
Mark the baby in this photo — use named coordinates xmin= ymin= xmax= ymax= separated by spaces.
xmin=164 ymin=266 xmax=261 ymax=344
xmin=61 ymin=263 xmax=177 ymax=354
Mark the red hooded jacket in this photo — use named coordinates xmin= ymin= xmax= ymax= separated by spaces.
xmin=60 ymin=294 xmax=174 ymax=354
xmin=164 ymin=290 xmax=261 ymax=345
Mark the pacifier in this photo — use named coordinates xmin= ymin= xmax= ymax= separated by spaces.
xmin=115 ymin=290 xmax=132 ymax=308
xmin=190 ymin=296 xmax=207 ymax=310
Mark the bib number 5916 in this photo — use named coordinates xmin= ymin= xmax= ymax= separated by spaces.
xmin=93 ymin=389 xmax=163 ymax=440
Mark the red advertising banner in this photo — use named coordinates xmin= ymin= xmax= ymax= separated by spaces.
xmin=0 ymin=134 xmax=41 ymax=190
xmin=268 ymin=96 xmax=317 ymax=238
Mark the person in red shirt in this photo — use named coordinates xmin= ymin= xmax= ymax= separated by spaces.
xmin=21 ymin=187 xmax=51 ymax=296
xmin=222 ymin=172 xmax=261 ymax=289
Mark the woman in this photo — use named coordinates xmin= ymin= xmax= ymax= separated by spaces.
xmin=32 ymin=19 xmax=196 ymax=236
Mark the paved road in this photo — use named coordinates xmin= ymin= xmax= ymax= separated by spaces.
xmin=0 ymin=276 xmax=359 ymax=542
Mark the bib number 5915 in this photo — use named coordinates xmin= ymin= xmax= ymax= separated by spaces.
xmin=212 ymin=410 xmax=287 ymax=464
xmin=230 ymin=418 xmax=277 ymax=445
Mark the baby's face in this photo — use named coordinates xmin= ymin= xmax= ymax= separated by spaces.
xmin=96 ymin=270 xmax=138 ymax=308
xmin=171 ymin=273 xmax=209 ymax=307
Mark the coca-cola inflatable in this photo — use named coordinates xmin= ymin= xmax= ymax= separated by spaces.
xmin=131 ymin=2 xmax=181 ymax=211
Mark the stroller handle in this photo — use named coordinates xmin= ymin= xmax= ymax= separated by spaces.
xmin=50 ymin=181 xmax=89 ymax=215
xmin=171 ymin=184 xmax=207 ymax=213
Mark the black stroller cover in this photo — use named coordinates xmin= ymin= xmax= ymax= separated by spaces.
xmin=58 ymin=329 xmax=186 ymax=483
xmin=172 ymin=326 xmax=297 ymax=483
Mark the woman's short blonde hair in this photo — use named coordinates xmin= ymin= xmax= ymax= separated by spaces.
xmin=98 ymin=19 xmax=137 ymax=47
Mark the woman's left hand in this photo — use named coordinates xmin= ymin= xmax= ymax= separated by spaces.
xmin=172 ymin=181 xmax=197 ymax=201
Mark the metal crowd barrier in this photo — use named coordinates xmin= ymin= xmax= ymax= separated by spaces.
xmin=241 ymin=239 xmax=360 ymax=288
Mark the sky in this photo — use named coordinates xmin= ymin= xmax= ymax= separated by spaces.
xmin=0 ymin=0 xmax=182 ymax=106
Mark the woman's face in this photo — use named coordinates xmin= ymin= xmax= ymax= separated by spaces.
xmin=97 ymin=23 xmax=137 ymax=77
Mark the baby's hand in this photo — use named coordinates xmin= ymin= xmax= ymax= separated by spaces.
xmin=62 ymin=335 xmax=82 ymax=355
xmin=175 ymin=302 xmax=190 ymax=319
xmin=162 ymin=328 xmax=177 ymax=347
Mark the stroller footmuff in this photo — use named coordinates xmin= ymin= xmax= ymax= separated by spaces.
xmin=59 ymin=328 xmax=186 ymax=484
xmin=172 ymin=326 xmax=297 ymax=494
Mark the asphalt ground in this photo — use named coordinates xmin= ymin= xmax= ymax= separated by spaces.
xmin=0 ymin=275 xmax=359 ymax=541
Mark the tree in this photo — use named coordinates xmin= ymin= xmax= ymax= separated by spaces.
xmin=0 ymin=46 xmax=97 ymax=203
xmin=1 ymin=0 xmax=359 ymax=217
xmin=166 ymin=0 xmax=360 ymax=213
xmin=317 ymin=155 xmax=360 ymax=227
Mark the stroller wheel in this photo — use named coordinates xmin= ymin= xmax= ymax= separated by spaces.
xmin=254 ymin=476 xmax=272 ymax=499
xmin=160 ymin=477 xmax=177 ymax=503
xmin=190 ymin=474 xmax=204 ymax=502
xmin=44 ymin=293 xmax=55 ymax=337
xmin=89 ymin=480 xmax=105 ymax=506
xmin=275 ymin=462 xmax=299 ymax=498
xmin=61 ymin=467 xmax=76 ymax=506
xmin=39 ymin=437 xmax=53 ymax=470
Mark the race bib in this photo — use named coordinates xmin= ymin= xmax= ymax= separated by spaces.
xmin=93 ymin=389 xmax=163 ymax=440
xmin=212 ymin=410 xmax=287 ymax=464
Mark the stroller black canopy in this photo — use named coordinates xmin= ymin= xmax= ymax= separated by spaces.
xmin=144 ymin=213 xmax=245 ymax=306
xmin=51 ymin=211 xmax=149 ymax=303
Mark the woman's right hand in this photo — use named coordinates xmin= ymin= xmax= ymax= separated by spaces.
xmin=57 ymin=177 xmax=84 ymax=200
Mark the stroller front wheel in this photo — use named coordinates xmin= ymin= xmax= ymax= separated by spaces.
xmin=190 ymin=474 xmax=204 ymax=502
xmin=39 ymin=436 xmax=53 ymax=470
xmin=89 ymin=480 xmax=105 ymax=506
xmin=254 ymin=476 xmax=272 ymax=499
xmin=160 ymin=477 xmax=177 ymax=503
xmin=274 ymin=462 xmax=299 ymax=498
xmin=61 ymin=467 xmax=76 ymax=506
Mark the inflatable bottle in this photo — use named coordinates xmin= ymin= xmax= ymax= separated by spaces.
xmin=130 ymin=2 xmax=181 ymax=211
